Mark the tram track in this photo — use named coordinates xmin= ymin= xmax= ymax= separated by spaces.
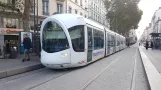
xmin=79 ymin=56 xmax=121 ymax=90
xmin=28 ymin=69 xmax=72 ymax=90
xmin=0 ymin=47 xmax=142 ymax=90
xmin=0 ymin=68 xmax=47 ymax=84
xmin=79 ymin=47 xmax=138 ymax=90
xmin=0 ymin=67 xmax=75 ymax=90
xmin=28 ymin=49 xmax=130 ymax=90
xmin=29 ymin=48 xmax=130 ymax=90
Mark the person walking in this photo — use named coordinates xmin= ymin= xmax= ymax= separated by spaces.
xmin=22 ymin=34 xmax=32 ymax=62
xmin=6 ymin=42 xmax=10 ymax=55
xmin=151 ymin=41 xmax=154 ymax=50
xmin=145 ymin=41 xmax=149 ymax=50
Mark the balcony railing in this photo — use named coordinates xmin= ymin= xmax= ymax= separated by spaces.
xmin=56 ymin=0 xmax=65 ymax=2
xmin=43 ymin=11 xmax=49 ymax=16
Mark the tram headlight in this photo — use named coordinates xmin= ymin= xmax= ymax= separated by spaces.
xmin=62 ymin=53 xmax=68 ymax=56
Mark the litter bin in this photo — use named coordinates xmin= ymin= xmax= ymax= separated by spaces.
xmin=0 ymin=45 xmax=4 ymax=59
xmin=10 ymin=47 xmax=18 ymax=59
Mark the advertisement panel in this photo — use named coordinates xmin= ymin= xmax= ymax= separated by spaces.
xmin=20 ymin=32 xmax=33 ymax=54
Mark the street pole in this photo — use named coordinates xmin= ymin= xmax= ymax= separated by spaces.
xmin=33 ymin=0 xmax=36 ymax=33
xmin=36 ymin=0 xmax=38 ymax=33
xmin=33 ymin=0 xmax=36 ymax=54
xmin=36 ymin=0 xmax=39 ymax=55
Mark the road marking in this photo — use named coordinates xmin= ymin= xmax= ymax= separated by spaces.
xmin=79 ymin=57 xmax=120 ymax=90
xmin=139 ymin=48 xmax=161 ymax=90
xmin=130 ymin=48 xmax=138 ymax=90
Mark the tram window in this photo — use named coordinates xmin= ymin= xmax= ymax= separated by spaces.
xmin=93 ymin=29 xmax=104 ymax=50
xmin=68 ymin=25 xmax=85 ymax=52
xmin=111 ymin=35 xmax=115 ymax=47
xmin=42 ymin=21 xmax=69 ymax=53
xmin=87 ymin=27 xmax=93 ymax=47
xmin=117 ymin=37 xmax=120 ymax=46
xmin=107 ymin=33 xmax=111 ymax=47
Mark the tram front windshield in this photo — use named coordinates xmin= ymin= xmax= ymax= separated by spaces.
xmin=42 ymin=21 xmax=69 ymax=53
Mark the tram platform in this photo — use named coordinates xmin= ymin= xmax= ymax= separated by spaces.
xmin=0 ymin=54 xmax=44 ymax=79
xmin=139 ymin=46 xmax=161 ymax=90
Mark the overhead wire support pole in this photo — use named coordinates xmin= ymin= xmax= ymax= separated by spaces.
xmin=33 ymin=0 xmax=36 ymax=54
xmin=36 ymin=0 xmax=39 ymax=56
xmin=36 ymin=0 xmax=38 ymax=33
xmin=34 ymin=0 xmax=36 ymax=33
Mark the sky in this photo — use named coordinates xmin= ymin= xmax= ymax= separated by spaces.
xmin=136 ymin=0 xmax=161 ymax=39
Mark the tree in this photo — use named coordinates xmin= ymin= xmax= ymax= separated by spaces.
xmin=104 ymin=0 xmax=143 ymax=36
xmin=23 ymin=0 xmax=32 ymax=31
xmin=0 ymin=0 xmax=32 ymax=31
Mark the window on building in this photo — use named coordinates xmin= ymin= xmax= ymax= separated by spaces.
xmin=7 ymin=0 xmax=15 ymax=5
xmin=75 ymin=10 xmax=78 ymax=14
xmin=68 ymin=25 xmax=85 ymax=52
xmin=94 ymin=14 xmax=95 ymax=20
xmin=75 ymin=0 xmax=77 ymax=3
xmin=4 ymin=18 xmax=18 ymax=28
xmin=57 ymin=3 xmax=63 ymax=13
xmin=80 ymin=12 xmax=83 ymax=16
xmin=94 ymin=4 xmax=95 ymax=9
xmin=42 ymin=0 xmax=49 ymax=15
xmin=69 ymin=6 xmax=72 ymax=13
xmin=30 ymin=0 xmax=35 ymax=13
xmin=80 ymin=0 xmax=82 ymax=6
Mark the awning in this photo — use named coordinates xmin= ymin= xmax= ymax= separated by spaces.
xmin=150 ymin=33 xmax=161 ymax=37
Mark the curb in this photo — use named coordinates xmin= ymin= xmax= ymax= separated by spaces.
xmin=139 ymin=48 xmax=161 ymax=90
xmin=0 ymin=64 xmax=44 ymax=79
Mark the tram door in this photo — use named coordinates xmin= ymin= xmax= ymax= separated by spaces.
xmin=87 ymin=27 xmax=93 ymax=62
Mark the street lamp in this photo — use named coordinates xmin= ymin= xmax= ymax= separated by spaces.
xmin=33 ymin=0 xmax=39 ymax=32
xmin=33 ymin=0 xmax=35 ymax=33
xmin=33 ymin=0 xmax=39 ymax=54
xmin=36 ymin=0 xmax=38 ymax=33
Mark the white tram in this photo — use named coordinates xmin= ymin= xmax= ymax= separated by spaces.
xmin=40 ymin=14 xmax=126 ymax=69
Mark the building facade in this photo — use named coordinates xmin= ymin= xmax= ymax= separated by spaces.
xmin=141 ymin=23 xmax=153 ymax=42
xmin=0 ymin=0 xmax=67 ymax=29
xmin=0 ymin=0 xmax=67 ymax=56
xmin=140 ymin=7 xmax=161 ymax=49
xmin=151 ymin=7 xmax=161 ymax=33
xmin=88 ymin=0 xmax=108 ymax=26
xmin=66 ymin=0 xmax=88 ymax=18
xmin=128 ymin=29 xmax=137 ymax=44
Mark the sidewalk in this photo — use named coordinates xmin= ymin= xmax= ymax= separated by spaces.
xmin=139 ymin=46 xmax=161 ymax=90
xmin=0 ymin=54 xmax=44 ymax=79
xmin=140 ymin=46 xmax=161 ymax=73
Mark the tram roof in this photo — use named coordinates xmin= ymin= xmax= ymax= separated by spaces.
xmin=46 ymin=14 xmax=124 ymax=37
xmin=49 ymin=14 xmax=86 ymax=29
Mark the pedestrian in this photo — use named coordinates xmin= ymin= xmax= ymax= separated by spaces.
xmin=151 ymin=41 xmax=154 ymax=50
xmin=127 ymin=40 xmax=130 ymax=48
xmin=6 ymin=42 xmax=10 ymax=54
xmin=146 ymin=41 xmax=149 ymax=50
xmin=22 ymin=34 xmax=32 ymax=62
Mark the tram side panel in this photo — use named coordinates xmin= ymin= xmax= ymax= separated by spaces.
xmin=91 ymin=28 xmax=105 ymax=61
xmin=68 ymin=25 xmax=87 ymax=66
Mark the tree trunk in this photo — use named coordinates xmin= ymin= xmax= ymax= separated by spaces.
xmin=23 ymin=0 xmax=31 ymax=31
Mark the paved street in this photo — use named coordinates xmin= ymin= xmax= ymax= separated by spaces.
xmin=0 ymin=45 xmax=150 ymax=90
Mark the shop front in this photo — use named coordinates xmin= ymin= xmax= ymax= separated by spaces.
xmin=150 ymin=33 xmax=161 ymax=49
xmin=0 ymin=28 xmax=23 ymax=58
